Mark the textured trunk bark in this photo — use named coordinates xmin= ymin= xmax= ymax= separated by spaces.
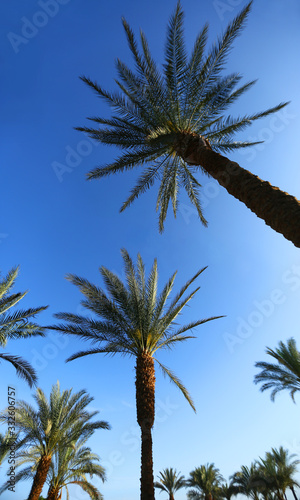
xmin=47 ymin=485 xmax=59 ymax=500
xmin=27 ymin=454 xmax=52 ymax=500
xmin=135 ymin=352 xmax=155 ymax=500
xmin=47 ymin=484 xmax=60 ymax=500
xmin=175 ymin=132 xmax=300 ymax=247
xmin=169 ymin=494 xmax=175 ymax=500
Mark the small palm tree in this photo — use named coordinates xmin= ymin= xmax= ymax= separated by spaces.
xmin=219 ymin=482 xmax=239 ymax=500
xmin=5 ymin=437 xmax=106 ymax=500
xmin=46 ymin=437 xmax=106 ymax=500
xmin=230 ymin=464 xmax=262 ymax=500
xmin=186 ymin=464 xmax=224 ymax=500
xmin=0 ymin=266 xmax=47 ymax=387
xmin=154 ymin=468 xmax=186 ymax=500
xmin=256 ymin=447 xmax=300 ymax=500
xmin=76 ymin=1 xmax=300 ymax=247
xmin=0 ymin=382 xmax=110 ymax=500
xmin=254 ymin=338 xmax=300 ymax=402
xmin=52 ymin=249 xmax=223 ymax=500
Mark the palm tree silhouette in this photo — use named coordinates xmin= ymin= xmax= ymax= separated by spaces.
xmin=154 ymin=468 xmax=186 ymax=500
xmin=254 ymin=338 xmax=300 ymax=402
xmin=76 ymin=1 xmax=300 ymax=246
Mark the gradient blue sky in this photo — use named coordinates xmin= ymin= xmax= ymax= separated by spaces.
xmin=1 ymin=1 xmax=300 ymax=499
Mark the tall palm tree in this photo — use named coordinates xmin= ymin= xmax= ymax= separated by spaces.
xmin=186 ymin=464 xmax=224 ymax=500
xmin=256 ymin=447 xmax=300 ymax=500
xmin=254 ymin=338 xmax=300 ymax=402
xmin=0 ymin=266 xmax=47 ymax=387
xmin=76 ymin=1 xmax=300 ymax=247
xmin=154 ymin=468 xmax=186 ymax=500
xmin=0 ymin=382 xmax=110 ymax=500
xmin=52 ymin=249 xmax=223 ymax=500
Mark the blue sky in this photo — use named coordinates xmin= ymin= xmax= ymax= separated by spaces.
xmin=1 ymin=0 xmax=300 ymax=499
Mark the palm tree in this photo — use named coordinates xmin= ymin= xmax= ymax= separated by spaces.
xmin=75 ymin=1 xmax=300 ymax=247
xmin=0 ymin=266 xmax=47 ymax=387
xmin=0 ymin=381 xmax=110 ymax=500
xmin=256 ymin=447 xmax=300 ymax=500
xmin=52 ymin=249 xmax=223 ymax=500
xmin=46 ymin=437 xmax=106 ymax=500
xmin=3 ymin=436 xmax=106 ymax=500
xmin=219 ymin=482 xmax=239 ymax=500
xmin=254 ymin=338 xmax=300 ymax=402
xmin=186 ymin=463 xmax=224 ymax=500
xmin=154 ymin=468 xmax=186 ymax=500
xmin=230 ymin=464 xmax=261 ymax=500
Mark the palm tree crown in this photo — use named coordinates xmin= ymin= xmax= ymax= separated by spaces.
xmin=186 ymin=463 xmax=224 ymax=500
xmin=256 ymin=447 xmax=300 ymax=500
xmin=46 ymin=437 xmax=106 ymax=500
xmin=52 ymin=249 xmax=223 ymax=500
xmin=6 ymin=436 xmax=106 ymax=500
xmin=0 ymin=381 xmax=110 ymax=500
xmin=74 ymin=1 xmax=300 ymax=247
xmin=254 ymin=338 xmax=300 ymax=402
xmin=154 ymin=468 xmax=186 ymax=500
xmin=0 ymin=266 xmax=47 ymax=387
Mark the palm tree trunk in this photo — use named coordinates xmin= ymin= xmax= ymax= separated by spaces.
xmin=175 ymin=132 xmax=300 ymax=247
xmin=27 ymin=454 xmax=52 ymax=500
xmin=47 ymin=484 xmax=60 ymax=500
xmin=135 ymin=352 xmax=156 ymax=500
xmin=290 ymin=486 xmax=298 ymax=500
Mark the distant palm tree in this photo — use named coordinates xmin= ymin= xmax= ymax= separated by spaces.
xmin=76 ymin=1 xmax=300 ymax=247
xmin=230 ymin=464 xmax=261 ymax=500
xmin=46 ymin=437 xmax=106 ymax=500
xmin=0 ymin=382 xmax=109 ymax=500
xmin=0 ymin=266 xmax=47 ymax=387
xmin=219 ymin=482 xmax=239 ymax=500
xmin=256 ymin=447 xmax=300 ymax=500
xmin=186 ymin=464 xmax=224 ymax=500
xmin=254 ymin=338 xmax=300 ymax=402
xmin=6 ymin=436 xmax=106 ymax=500
xmin=52 ymin=249 xmax=223 ymax=500
xmin=154 ymin=468 xmax=186 ymax=500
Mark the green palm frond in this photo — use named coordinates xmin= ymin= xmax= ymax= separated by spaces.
xmin=0 ymin=353 xmax=37 ymax=387
xmin=154 ymin=357 xmax=196 ymax=412
xmin=0 ymin=266 xmax=47 ymax=386
xmin=254 ymin=338 xmax=300 ymax=402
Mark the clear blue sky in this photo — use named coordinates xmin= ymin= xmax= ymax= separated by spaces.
xmin=1 ymin=1 xmax=300 ymax=499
